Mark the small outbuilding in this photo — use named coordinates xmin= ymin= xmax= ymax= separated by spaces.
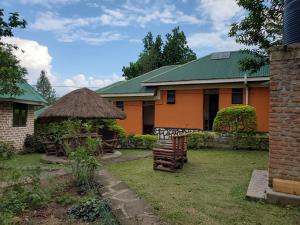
xmin=0 ymin=81 xmax=46 ymax=150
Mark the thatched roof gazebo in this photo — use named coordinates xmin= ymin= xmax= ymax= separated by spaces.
xmin=39 ymin=88 xmax=126 ymax=120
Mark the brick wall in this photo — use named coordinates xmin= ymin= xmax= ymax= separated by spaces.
xmin=269 ymin=44 xmax=300 ymax=185
xmin=0 ymin=101 xmax=35 ymax=150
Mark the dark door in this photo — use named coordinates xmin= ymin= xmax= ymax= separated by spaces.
xmin=143 ymin=101 xmax=155 ymax=134
xmin=204 ymin=89 xmax=219 ymax=130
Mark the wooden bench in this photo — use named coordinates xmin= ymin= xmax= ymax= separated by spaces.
xmin=153 ymin=135 xmax=187 ymax=172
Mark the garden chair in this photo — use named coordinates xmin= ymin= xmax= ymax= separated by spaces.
xmin=101 ymin=130 xmax=119 ymax=153
xmin=152 ymin=135 xmax=187 ymax=172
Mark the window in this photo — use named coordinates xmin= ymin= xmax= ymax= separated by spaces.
xmin=232 ymin=88 xmax=243 ymax=104
xmin=167 ymin=90 xmax=176 ymax=104
xmin=13 ymin=103 xmax=28 ymax=127
xmin=116 ymin=101 xmax=124 ymax=110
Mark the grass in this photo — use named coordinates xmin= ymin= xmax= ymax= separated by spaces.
xmin=107 ymin=150 xmax=300 ymax=225
xmin=0 ymin=153 xmax=67 ymax=182
xmin=119 ymin=149 xmax=150 ymax=156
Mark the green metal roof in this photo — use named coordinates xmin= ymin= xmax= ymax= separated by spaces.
xmin=143 ymin=51 xmax=269 ymax=84
xmin=34 ymin=106 xmax=49 ymax=118
xmin=0 ymin=81 xmax=46 ymax=105
xmin=96 ymin=65 xmax=178 ymax=95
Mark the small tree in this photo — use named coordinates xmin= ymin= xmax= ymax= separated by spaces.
xmin=36 ymin=70 xmax=56 ymax=105
xmin=0 ymin=9 xmax=27 ymax=96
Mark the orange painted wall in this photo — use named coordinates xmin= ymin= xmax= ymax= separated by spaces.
xmin=155 ymin=89 xmax=203 ymax=129
xmin=219 ymin=88 xmax=246 ymax=109
xmin=118 ymin=101 xmax=143 ymax=134
xmin=249 ymin=87 xmax=269 ymax=132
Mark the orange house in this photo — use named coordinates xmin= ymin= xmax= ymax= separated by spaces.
xmin=97 ymin=51 xmax=270 ymax=139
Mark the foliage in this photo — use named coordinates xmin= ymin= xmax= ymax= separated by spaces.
xmin=186 ymin=132 xmax=216 ymax=149
xmin=0 ymin=9 xmax=27 ymax=96
xmin=36 ymin=70 xmax=56 ymax=105
xmin=69 ymin=148 xmax=98 ymax=189
xmin=127 ymin=134 xmax=159 ymax=149
xmin=122 ymin=26 xmax=196 ymax=79
xmin=0 ymin=142 xmax=15 ymax=160
xmin=86 ymin=136 xmax=102 ymax=155
xmin=229 ymin=0 xmax=283 ymax=72
xmin=213 ymin=105 xmax=258 ymax=133
xmin=23 ymin=134 xmax=44 ymax=153
xmin=230 ymin=133 xmax=269 ymax=150
xmin=0 ymin=168 xmax=49 ymax=214
xmin=101 ymin=119 xmax=126 ymax=140
xmin=67 ymin=197 xmax=119 ymax=224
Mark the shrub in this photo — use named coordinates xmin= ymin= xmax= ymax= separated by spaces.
xmin=213 ymin=105 xmax=257 ymax=133
xmin=69 ymin=148 xmax=99 ymax=189
xmin=67 ymin=197 xmax=119 ymax=224
xmin=0 ymin=168 xmax=49 ymax=214
xmin=0 ymin=142 xmax=15 ymax=160
xmin=230 ymin=133 xmax=269 ymax=150
xmin=23 ymin=134 xmax=44 ymax=153
xmin=186 ymin=132 xmax=216 ymax=149
xmin=127 ymin=134 xmax=159 ymax=149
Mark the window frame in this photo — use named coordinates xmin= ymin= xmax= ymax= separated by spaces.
xmin=231 ymin=88 xmax=243 ymax=104
xmin=116 ymin=101 xmax=124 ymax=111
xmin=167 ymin=90 xmax=176 ymax=104
xmin=13 ymin=103 xmax=28 ymax=127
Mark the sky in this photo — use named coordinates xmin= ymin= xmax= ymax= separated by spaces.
xmin=1 ymin=0 xmax=245 ymax=96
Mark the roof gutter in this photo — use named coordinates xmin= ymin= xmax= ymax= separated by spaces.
xmin=0 ymin=98 xmax=46 ymax=106
xmin=99 ymin=92 xmax=155 ymax=97
xmin=141 ymin=77 xmax=269 ymax=87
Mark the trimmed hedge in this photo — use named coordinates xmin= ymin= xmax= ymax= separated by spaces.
xmin=127 ymin=134 xmax=159 ymax=149
xmin=229 ymin=133 xmax=269 ymax=150
xmin=213 ymin=105 xmax=258 ymax=133
xmin=186 ymin=132 xmax=216 ymax=149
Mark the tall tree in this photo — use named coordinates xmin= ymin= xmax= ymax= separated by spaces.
xmin=36 ymin=70 xmax=56 ymax=105
xmin=122 ymin=27 xmax=196 ymax=80
xmin=229 ymin=0 xmax=284 ymax=72
xmin=163 ymin=27 xmax=196 ymax=65
xmin=0 ymin=9 xmax=27 ymax=96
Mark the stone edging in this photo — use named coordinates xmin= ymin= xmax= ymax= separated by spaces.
xmin=97 ymin=169 xmax=166 ymax=225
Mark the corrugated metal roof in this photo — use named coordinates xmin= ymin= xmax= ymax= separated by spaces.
xmin=143 ymin=51 xmax=269 ymax=84
xmin=0 ymin=81 xmax=46 ymax=105
xmin=96 ymin=65 xmax=178 ymax=95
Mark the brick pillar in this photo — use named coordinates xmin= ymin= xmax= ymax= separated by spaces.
xmin=269 ymin=44 xmax=300 ymax=186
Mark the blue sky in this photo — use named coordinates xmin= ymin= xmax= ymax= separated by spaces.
xmin=1 ymin=0 xmax=245 ymax=96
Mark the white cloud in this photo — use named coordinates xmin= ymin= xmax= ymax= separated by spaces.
xmin=187 ymin=31 xmax=244 ymax=51
xmin=2 ymin=37 xmax=55 ymax=85
xmin=61 ymin=73 xmax=124 ymax=96
xmin=31 ymin=2 xmax=203 ymax=44
xmin=19 ymin=0 xmax=79 ymax=7
xmin=197 ymin=0 xmax=243 ymax=32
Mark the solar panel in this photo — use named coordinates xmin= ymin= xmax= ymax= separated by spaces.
xmin=210 ymin=52 xmax=231 ymax=60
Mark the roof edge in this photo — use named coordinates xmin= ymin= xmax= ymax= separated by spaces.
xmin=99 ymin=92 xmax=155 ymax=97
xmin=141 ymin=77 xmax=270 ymax=86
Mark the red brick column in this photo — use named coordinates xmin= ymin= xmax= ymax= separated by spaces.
xmin=269 ymin=44 xmax=300 ymax=186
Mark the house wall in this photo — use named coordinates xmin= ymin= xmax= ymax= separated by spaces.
xmin=118 ymin=101 xmax=143 ymax=134
xmin=0 ymin=102 xmax=34 ymax=150
xmin=155 ymin=89 xmax=203 ymax=129
xmin=116 ymin=87 xmax=270 ymax=135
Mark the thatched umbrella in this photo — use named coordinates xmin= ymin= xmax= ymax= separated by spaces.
xmin=39 ymin=88 xmax=126 ymax=120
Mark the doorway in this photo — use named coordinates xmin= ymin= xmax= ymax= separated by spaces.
xmin=143 ymin=101 xmax=155 ymax=134
xmin=204 ymin=89 xmax=219 ymax=130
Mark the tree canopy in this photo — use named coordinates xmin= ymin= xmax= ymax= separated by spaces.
xmin=36 ymin=70 xmax=56 ymax=105
xmin=122 ymin=27 xmax=196 ymax=80
xmin=229 ymin=0 xmax=284 ymax=73
xmin=0 ymin=9 xmax=27 ymax=96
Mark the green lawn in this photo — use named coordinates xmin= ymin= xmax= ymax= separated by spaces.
xmin=107 ymin=150 xmax=300 ymax=225
xmin=119 ymin=149 xmax=150 ymax=156
xmin=0 ymin=154 xmax=67 ymax=182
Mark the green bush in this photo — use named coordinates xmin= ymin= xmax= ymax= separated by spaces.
xmin=23 ymin=134 xmax=44 ymax=154
xmin=230 ymin=133 xmax=269 ymax=150
xmin=0 ymin=168 xmax=49 ymax=214
xmin=0 ymin=142 xmax=15 ymax=160
xmin=127 ymin=134 xmax=159 ymax=149
xmin=67 ymin=197 xmax=119 ymax=224
xmin=69 ymin=148 xmax=99 ymax=189
xmin=186 ymin=132 xmax=216 ymax=149
xmin=213 ymin=105 xmax=258 ymax=133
